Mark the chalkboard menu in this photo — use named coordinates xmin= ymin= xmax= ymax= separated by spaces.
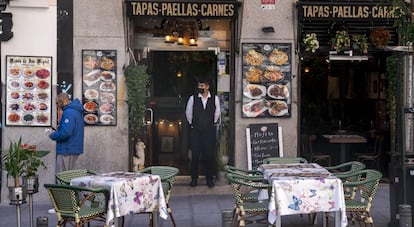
xmin=246 ymin=123 xmax=283 ymax=170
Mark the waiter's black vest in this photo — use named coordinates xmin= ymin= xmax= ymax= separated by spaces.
xmin=192 ymin=94 xmax=216 ymax=129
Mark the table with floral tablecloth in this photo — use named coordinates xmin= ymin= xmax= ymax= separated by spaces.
xmin=71 ymin=171 xmax=168 ymax=227
xmin=258 ymin=163 xmax=347 ymax=227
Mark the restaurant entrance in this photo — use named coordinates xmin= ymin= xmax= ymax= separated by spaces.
xmin=144 ymin=50 xmax=219 ymax=176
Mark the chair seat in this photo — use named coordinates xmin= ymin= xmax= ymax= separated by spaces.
xmin=63 ymin=206 xmax=106 ymax=219
xmin=345 ymin=199 xmax=368 ymax=211
xmin=243 ymin=200 xmax=269 ymax=213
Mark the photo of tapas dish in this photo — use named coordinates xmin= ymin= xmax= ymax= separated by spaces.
xmin=8 ymin=113 xmax=20 ymax=122
xmin=38 ymin=103 xmax=48 ymax=111
xmin=23 ymin=80 xmax=35 ymax=90
xmin=84 ymin=101 xmax=98 ymax=112
xmin=263 ymin=69 xmax=283 ymax=82
xmin=23 ymin=68 xmax=35 ymax=77
xmin=100 ymin=114 xmax=114 ymax=124
xmin=36 ymin=113 xmax=48 ymax=124
xmin=84 ymin=89 xmax=99 ymax=100
xmin=100 ymin=57 xmax=115 ymax=70
xmin=23 ymin=114 xmax=34 ymax=123
xmin=9 ymin=92 xmax=20 ymax=100
xmin=23 ymin=103 xmax=36 ymax=112
xmin=100 ymin=92 xmax=115 ymax=103
xmin=267 ymin=84 xmax=289 ymax=99
xmin=37 ymin=80 xmax=49 ymax=89
xmin=83 ymin=56 xmax=98 ymax=69
xmin=84 ymin=114 xmax=98 ymax=124
xmin=83 ymin=69 xmax=101 ymax=86
xmin=100 ymin=81 xmax=115 ymax=91
xmin=101 ymin=71 xmax=115 ymax=81
xmin=243 ymin=84 xmax=266 ymax=99
xmin=9 ymin=68 xmax=21 ymax=77
xmin=99 ymin=103 xmax=113 ymax=113
xmin=244 ymin=49 xmax=265 ymax=66
xmin=35 ymin=68 xmax=50 ymax=79
xmin=9 ymin=80 xmax=21 ymax=89
xmin=22 ymin=92 xmax=34 ymax=101
xmin=269 ymin=49 xmax=289 ymax=65
xmin=267 ymin=100 xmax=288 ymax=116
xmin=242 ymin=99 xmax=267 ymax=117
xmin=36 ymin=92 xmax=49 ymax=100
xmin=9 ymin=103 xmax=20 ymax=112
xmin=244 ymin=67 xmax=263 ymax=83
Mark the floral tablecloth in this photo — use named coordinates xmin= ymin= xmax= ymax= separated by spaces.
xmin=258 ymin=163 xmax=347 ymax=227
xmin=71 ymin=171 xmax=168 ymax=227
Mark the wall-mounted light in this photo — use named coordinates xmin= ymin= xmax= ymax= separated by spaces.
xmin=165 ymin=35 xmax=174 ymax=43
xmin=189 ymin=37 xmax=197 ymax=46
xmin=176 ymin=71 xmax=182 ymax=78
xmin=304 ymin=66 xmax=310 ymax=73
xmin=177 ymin=36 xmax=184 ymax=45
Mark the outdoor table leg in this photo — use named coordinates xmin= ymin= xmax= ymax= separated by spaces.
xmin=275 ymin=215 xmax=281 ymax=227
xmin=335 ymin=210 xmax=341 ymax=227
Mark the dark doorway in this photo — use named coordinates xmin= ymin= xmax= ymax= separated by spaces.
xmin=146 ymin=51 xmax=217 ymax=175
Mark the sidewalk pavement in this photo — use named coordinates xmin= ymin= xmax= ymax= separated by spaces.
xmin=0 ymin=179 xmax=391 ymax=227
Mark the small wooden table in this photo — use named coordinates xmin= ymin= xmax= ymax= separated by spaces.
xmin=322 ymin=134 xmax=367 ymax=164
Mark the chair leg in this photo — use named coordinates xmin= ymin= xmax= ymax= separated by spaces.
xmin=167 ymin=203 xmax=177 ymax=227
xmin=149 ymin=213 xmax=154 ymax=227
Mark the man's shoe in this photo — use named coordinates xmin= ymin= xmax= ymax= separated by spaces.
xmin=207 ymin=180 xmax=215 ymax=188
xmin=190 ymin=179 xmax=198 ymax=187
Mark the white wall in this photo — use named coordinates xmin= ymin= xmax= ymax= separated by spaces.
xmin=235 ymin=0 xmax=298 ymax=169
xmin=1 ymin=0 xmax=58 ymax=203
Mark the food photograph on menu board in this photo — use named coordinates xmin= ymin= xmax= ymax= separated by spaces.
xmin=82 ymin=50 xmax=117 ymax=126
xmin=5 ymin=56 xmax=52 ymax=126
xmin=241 ymin=43 xmax=291 ymax=118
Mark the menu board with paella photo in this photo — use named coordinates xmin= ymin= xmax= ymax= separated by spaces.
xmin=5 ymin=56 xmax=52 ymax=126
xmin=82 ymin=50 xmax=117 ymax=126
xmin=242 ymin=43 xmax=291 ymax=118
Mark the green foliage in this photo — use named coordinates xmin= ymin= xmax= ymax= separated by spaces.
xmin=2 ymin=137 xmax=49 ymax=187
xmin=386 ymin=55 xmax=399 ymax=121
xmin=124 ymin=64 xmax=150 ymax=138
xmin=393 ymin=0 xmax=414 ymax=43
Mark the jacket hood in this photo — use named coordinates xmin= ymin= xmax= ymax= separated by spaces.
xmin=65 ymin=98 xmax=84 ymax=113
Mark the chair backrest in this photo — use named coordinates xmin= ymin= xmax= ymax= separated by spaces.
xmin=44 ymin=183 xmax=108 ymax=217
xmin=343 ymin=169 xmax=382 ymax=206
xmin=139 ymin=166 xmax=179 ymax=202
xmin=326 ymin=161 xmax=366 ymax=175
xmin=262 ymin=157 xmax=308 ymax=164
xmin=225 ymin=172 xmax=270 ymax=205
xmin=56 ymin=169 xmax=96 ymax=185
xmin=224 ymin=165 xmax=263 ymax=178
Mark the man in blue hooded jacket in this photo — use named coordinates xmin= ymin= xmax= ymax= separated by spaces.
xmin=49 ymin=93 xmax=84 ymax=173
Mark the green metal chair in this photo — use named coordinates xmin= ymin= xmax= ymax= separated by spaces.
xmin=44 ymin=183 xmax=109 ymax=227
xmin=225 ymin=172 xmax=271 ymax=227
xmin=342 ymin=169 xmax=383 ymax=226
xmin=139 ymin=166 xmax=179 ymax=227
xmin=326 ymin=161 xmax=367 ymax=199
xmin=56 ymin=169 xmax=97 ymax=185
xmin=224 ymin=165 xmax=265 ymax=203
xmin=301 ymin=134 xmax=331 ymax=166
xmin=262 ymin=157 xmax=308 ymax=164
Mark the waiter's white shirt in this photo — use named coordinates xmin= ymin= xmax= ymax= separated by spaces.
xmin=185 ymin=92 xmax=221 ymax=125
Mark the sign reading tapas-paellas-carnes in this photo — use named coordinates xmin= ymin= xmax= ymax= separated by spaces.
xmin=5 ymin=56 xmax=52 ymax=126
xmin=82 ymin=50 xmax=117 ymax=126
xmin=241 ymin=43 xmax=291 ymax=118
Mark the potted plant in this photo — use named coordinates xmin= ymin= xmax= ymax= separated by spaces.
xmin=331 ymin=30 xmax=351 ymax=53
xmin=303 ymin=33 xmax=320 ymax=53
xmin=369 ymin=28 xmax=391 ymax=48
xmin=352 ymin=34 xmax=368 ymax=54
xmin=2 ymin=137 xmax=49 ymax=202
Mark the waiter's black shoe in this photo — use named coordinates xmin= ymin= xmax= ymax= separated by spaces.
xmin=207 ymin=180 xmax=215 ymax=188
xmin=190 ymin=179 xmax=198 ymax=187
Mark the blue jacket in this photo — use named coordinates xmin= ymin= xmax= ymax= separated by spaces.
xmin=50 ymin=98 xmax=84 ymax=155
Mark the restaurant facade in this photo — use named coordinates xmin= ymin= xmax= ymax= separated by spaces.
xmin=0 ymin=0 xmax=403 ymax=204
